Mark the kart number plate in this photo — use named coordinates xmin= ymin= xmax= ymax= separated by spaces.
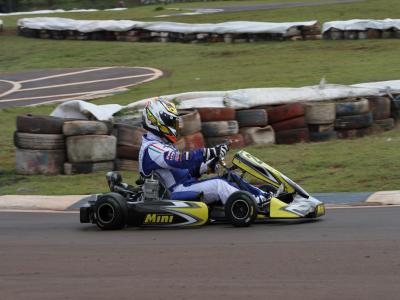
xmin=316 ymin=204 xmax=326 ymax=216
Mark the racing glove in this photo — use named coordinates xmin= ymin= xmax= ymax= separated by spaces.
xmin=203 ymin=144 xmax=229 ymax=161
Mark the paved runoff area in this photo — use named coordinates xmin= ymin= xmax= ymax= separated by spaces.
xmin=0 ymin=67 xmax=162 ymax=109
xmin=0 ymin=206 xmax=399 ymax=300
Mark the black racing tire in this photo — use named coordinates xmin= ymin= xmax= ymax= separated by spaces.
xmin=94 ymin=193 xmax=127 ymax=230
xmin=224 ymin=191 xmax=257 ymax=227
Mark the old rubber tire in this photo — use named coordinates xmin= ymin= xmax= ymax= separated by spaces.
xmin=308 ymin=124 xmax=334 ymax=133
xmin=336 ymin=127 xmax=372 ymax=139
xmin=266 ymin=103 xmax=305 ymax=124
xmin=372 ymin=118 xmax=395 ymax=131
xmin=63 ymin=120 xmax=110 ymax=136
xmin=368 ymin=97 xmax=391 ymax=120
xmin=334 ymin=112 xmax=373 ymax=130
xmin=205 ymin=133 xmax=245 ymax=149
xmin=15 ymin=149 xmax=65 ymax=175
xmin=235 ymin=109 xmax=268 ymax=127
xmin=275 ymin=128 xmax=310 ymax=144
xmin=117 ymin=145 xmax=140 ymax=160
xmin=64 ymin=161 xmax=114 ymax=175
xmin=115 ymin=124 xmax=145 ymax=147
xmin=309 ymin=130 xmax=337 ymax=142
xmin=115 ymin=159 xmax=139 ymax=172
xmin=66 ymin=135 xmax=116 ymax=163
xmin=181 ymin=132 xmax=205 ymax=150
xmin=225 ymin=191 xmax=257 ymax=227
xmin=335 ymin=98 xmax=369 ymax=116
xmin=305 ymin=102 xmax=336 ymax=124
xmin=271 ymin=116 xmax=306 ymax=132
xmin=239 ymin=126 xmax=275 ymax=146
xmin=201 ymin=121 xmax=239 ymax=137
xmin=95 ymin=194 xmax=127 ymax=230
xmin=391 ymin=96 xmax=400 ymax=120
xmin=16 ymin=114 xmax=66 ymax=134
xmin=197 ymin=107 xmax=236 ymax=122
xmin=179 ymin=110 xmax=202 ymax=136
xmin=14 ymin=132 xmax=65 ymax=150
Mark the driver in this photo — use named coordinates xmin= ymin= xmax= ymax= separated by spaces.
xmin=138 ymin=97 xmax=270 ymax=208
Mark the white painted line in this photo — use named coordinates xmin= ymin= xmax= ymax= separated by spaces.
xmin=1 ymin=67 xmax=163 ymax=103
xmin=0 ymin=209 xmax=78 ymax=214
xmin=0 ymin=80 xmax=21 ymax=98
xmin=28 ymin=67 xmax=164 ymax=107
xmin=18 ymin=73 xmax=155 ymax=91
xmin=0 ymin=89 xmax=120 ymax=102
xmin=17 ymin=67 xmax=114 ymax=84
xmin=327 ymin=204 xmax=400 ymax=210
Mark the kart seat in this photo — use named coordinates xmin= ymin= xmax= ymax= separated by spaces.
xmin=170 ymin=191 xmax=203 ymax=201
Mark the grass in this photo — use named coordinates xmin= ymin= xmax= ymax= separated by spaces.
xmin=1 ymin=0 xmax=400 ymax=194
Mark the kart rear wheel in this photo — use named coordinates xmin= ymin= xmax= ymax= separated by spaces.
xmin=95 ymin=193 xmax=127 ymax=230
xmin=225 ymin=191 xmax=257 ymax=227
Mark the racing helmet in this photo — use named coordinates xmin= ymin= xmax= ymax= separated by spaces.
xmin=142 ymin=97 xmax=179 ymax=143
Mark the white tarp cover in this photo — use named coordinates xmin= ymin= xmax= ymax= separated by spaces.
xmin=51 ymin=100 xmax=123 ymax=120
xmin=18 ymin=17 xmax=318 ymax=34
xmin=51 ymin=80 xmax=400 ymax=121
xmin=0 ymin=8 xmax=126 ymax=17
xmin=323 ymin=19 xmax=400 ymax=33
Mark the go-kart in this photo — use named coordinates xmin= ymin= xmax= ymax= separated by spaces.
xmin=80 ymin=150 xmax=325 ymax=230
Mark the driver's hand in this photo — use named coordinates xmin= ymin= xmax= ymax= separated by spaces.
xmin=204 ymin=144 xmax=229 ymax=161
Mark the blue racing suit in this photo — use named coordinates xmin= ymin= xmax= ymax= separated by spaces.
xmin=139 ymin=132 xmax=265 ymax=205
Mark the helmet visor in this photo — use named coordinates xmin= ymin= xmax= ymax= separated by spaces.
xmin=160 ymin=111 xmax=178 ymax=132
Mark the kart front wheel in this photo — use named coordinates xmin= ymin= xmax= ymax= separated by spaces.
xmin=225 ymin=191 xmax=257 ymax=227
xmin=94 ymin=193 xmax=127 ymax=230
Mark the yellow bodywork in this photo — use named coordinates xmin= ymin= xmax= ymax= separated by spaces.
xmin=232 ymin=151 xmax=295 ymax=193
xmin=269 ymin=197 xmax=303 ymax=218
xmin=167 ymin=201 xmax=209 ymax=226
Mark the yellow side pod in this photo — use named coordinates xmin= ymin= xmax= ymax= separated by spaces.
xmin=167 ymin=201 xmax=209 ymax=226
xmin=269 ymin=197 xmax=302 ymax=219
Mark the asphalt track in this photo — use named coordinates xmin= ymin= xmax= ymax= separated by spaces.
xmin=1 ymin=206 xmax=399 ymax=300
xmin=0 ymin=67 xmax=162 ymax=109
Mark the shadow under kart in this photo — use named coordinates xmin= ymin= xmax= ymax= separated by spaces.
xmin=80 ymin=150 xmax=325 ymax=230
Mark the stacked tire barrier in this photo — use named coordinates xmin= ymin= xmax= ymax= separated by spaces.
xmin=13 ymin=96 xmax=399 ymax=176
xmin=235 ymin=109 xmax=272 ymax=147
xmin=305 ymin=102 xmax=337 ymax=142
xmin=198 ymin=108 xmax=243 ymax=148
xmin=176 ymin=110 xmax=205 ymax=151
xmin=264 ymin=103 xmax=309 ymax=145
xmin=17 ymin=18 xmax=322 ymax=43
xmin=19 ymin=27 xmax=323 ymax=43
xmin=323 ymin=28 xmax=400 ymax=40
xmin=63 ymin=120 xmax=116 ymax=175
xmin=114 ymin=123 xmax=145 ymax=172
xmin=14 ymin=115 xmax=66 ymax=175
